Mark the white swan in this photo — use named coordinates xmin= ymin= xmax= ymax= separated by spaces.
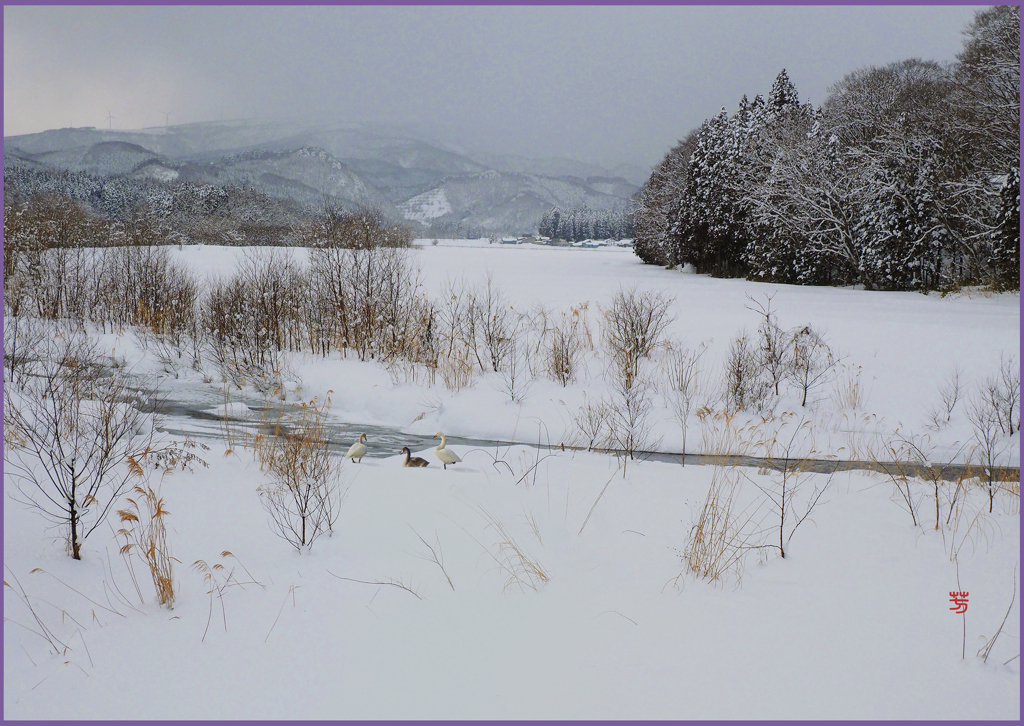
xmin=433 ymin=432 xmax=462 ymax=470
xmin=401 ymin=446 xmax=430 ymax=468
xmin=345 ymin=433 xmax=367 ymax=463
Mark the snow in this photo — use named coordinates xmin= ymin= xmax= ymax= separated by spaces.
xmin=4 ymin=242 xmax=1019 ymax=719
xmin=398 ymin=188 xmax=453 ymax=223
xmin=213 ymin=402 xmax=251 ymax=418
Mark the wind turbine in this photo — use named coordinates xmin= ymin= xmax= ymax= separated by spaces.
xmin=161 ymin=110 xmax=171 ymax=127
xmin=105 ymin=110 xmax=115 ymax=130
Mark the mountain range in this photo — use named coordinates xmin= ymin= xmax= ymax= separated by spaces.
xmin=4 ymin=119 xmax=646 ymax=236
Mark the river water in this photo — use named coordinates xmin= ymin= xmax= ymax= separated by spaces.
xmin=145 ymin=384 xmax=1019 ymax=483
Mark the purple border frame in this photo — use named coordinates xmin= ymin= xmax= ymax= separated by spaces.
xmin=0 ymin=4 xmax=1020 ymax=726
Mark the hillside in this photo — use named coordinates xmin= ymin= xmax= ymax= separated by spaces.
xmin=4 ymin=120 xmax=639 ymax=235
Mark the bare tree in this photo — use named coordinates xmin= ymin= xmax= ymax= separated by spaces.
xmin=786 ymin=325 xmax=838 ymax=407
xmin=602 ymin=286 xmax=675 ymax=376
xmin=967 ymin=388 xmax=1009 ymax=513
xmin=743 ymin=416 xmax=834 ymax=559
xmin=257 ymin=396 xmax=343 ymax=551
xmin=3 ymin=330 xmax=159 ymax=560
xmin=663 ymin=342 xmax=708 ymax=464
xmin=745 ymin=293 xmax=790 ymax=396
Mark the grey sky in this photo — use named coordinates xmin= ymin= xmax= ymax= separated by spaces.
xmin=4 ymin=5 xmax=980 ymax=169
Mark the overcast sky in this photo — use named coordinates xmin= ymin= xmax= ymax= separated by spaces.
xmin=4 ymin=5 xmax=980 ymax=170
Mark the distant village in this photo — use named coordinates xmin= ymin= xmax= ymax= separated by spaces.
xmin=491 ymin=235 xmax=632 ymax=248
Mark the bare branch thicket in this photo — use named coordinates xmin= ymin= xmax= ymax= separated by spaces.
xmin=3 ymin=330 xmax=164 ymax=560
xmin=722 ymin=331 xmax=770 ymax=414
xmin=891 ymin=432 xmax=975 ymax=531
xmin=745 ymin=293 xmax=790 ymax=396
xmin=236 ymin=247 xmax=308 ymax=356
xmin=433 ymin=277 xmax=477 ymax=391
xmin=204 ymin=272 xmax=274 ymax=389
xmin=873 ymin=433 xmax=927 ymax=528
xmin=996 ymin=354 xmax=1020 ymax=435
xmin=966 ymin=390 xmax=1008 ymax=514
xmin=3 ymin=314 xmax=49 ymax=389
xmin=474 ymin=273 xmax=517 ymax=373
xmin=573 ymin=392 xmax=612 ymax=452
xmin=925 ymin=366 xmax=964 ymax=430
xmin=786 ymin=325 xmax=839 ymax=408
xmin=546 ymin=306 xmax=588 ymax=387
xmin=606 ymin=352 xmax=658 ymax=473
xmin=602 ymin=286 xmax=674 ymax=382
xmin=307 ymin=231 xmax=421 ymax=363
xmin=522 ymin=304 xmax=553 ymax=379
xmin=663 ymin=341 xmax=709 ymax=463
xmin=408 ymin=295 xmax=440 ymax=385
xmin=494 ymin=314 xmax=532 ymax=403
xmin=256 ymin=395 xmax=343 ymax=551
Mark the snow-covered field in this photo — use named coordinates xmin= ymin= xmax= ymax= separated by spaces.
xmin=4 ymin=240 xmax=1020 ymax=719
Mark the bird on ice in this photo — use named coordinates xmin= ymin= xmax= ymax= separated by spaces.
xmin=433 ymin=432 xmax=462 ymax=470
xmin=401 ymin=446 xmax=430 ymax=467
xmin=345 ymin=433 xmax=367 ymax=463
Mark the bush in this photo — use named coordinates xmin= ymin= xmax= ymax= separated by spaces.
xmin=256 ymin=396 xmax=342 ymax=551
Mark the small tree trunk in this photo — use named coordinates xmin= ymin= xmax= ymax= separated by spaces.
xmin=70 ymin=500 xmax=81 ymax=560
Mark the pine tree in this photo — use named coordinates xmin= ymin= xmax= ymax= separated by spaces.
xmin=989 ymin=167 xmax=1020 ymax=290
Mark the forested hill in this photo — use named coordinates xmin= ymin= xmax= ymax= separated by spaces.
xmin=632 ymin=5 xmax=1020 ymax=292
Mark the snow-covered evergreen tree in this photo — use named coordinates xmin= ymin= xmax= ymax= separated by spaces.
xmin=989 ymin=167 xmax=1020 ymax=290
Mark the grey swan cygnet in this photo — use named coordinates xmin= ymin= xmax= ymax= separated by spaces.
xmin=433 ymin=432 xmax=462 ymax=470
xmin=401 ymin=447 xmax=430 ymax=468
xmin=345 ymin=433 xmax=367 ymax=463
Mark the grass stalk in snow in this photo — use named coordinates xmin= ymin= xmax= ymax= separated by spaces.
xmin=680 ymin=466 xmax=761 ymax=586
xmin=465 ymin=502 xmax=549 ymax=593
xmin=830 ymin=362 xmax=866 ymax=413
xmin=116 ymin=476 xmax=178 ymax=609
xmin=977 ymin=564 xmax=1017 ymax=664
xmin=409 ymin=527 xmax=455 ymax=591
xmin=578 ymin=465 xmax=624 ymax=535
xmin=4 ymin=566 xmax=69 ymax=655
xmin=326 ymin=571 xmax=424 ymax=600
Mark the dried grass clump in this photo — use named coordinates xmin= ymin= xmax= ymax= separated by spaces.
xmin=682 ymin=467 xmax=751 ymax=584
xmin=117 ymin=472 xmax=177 ymax=608
xmin=697 ymin=409 xmax=767 ymax=460
xmin=473 ymin=504 xmax=549 ymax=592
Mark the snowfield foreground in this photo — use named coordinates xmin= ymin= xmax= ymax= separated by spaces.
xmin=4 ymin=241 xmax=1020 ymax=719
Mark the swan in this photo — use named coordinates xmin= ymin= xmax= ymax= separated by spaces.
xmin=345 ymin=433 xmax=367 ymax=463
xmin=401 ymin=446 xmax=430 ymax=468
xmin=433 ymin=432 xmax=462 ymax=470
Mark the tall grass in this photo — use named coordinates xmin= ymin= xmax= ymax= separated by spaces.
xmin=116 ymin=474 xmax=177 ymax=609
